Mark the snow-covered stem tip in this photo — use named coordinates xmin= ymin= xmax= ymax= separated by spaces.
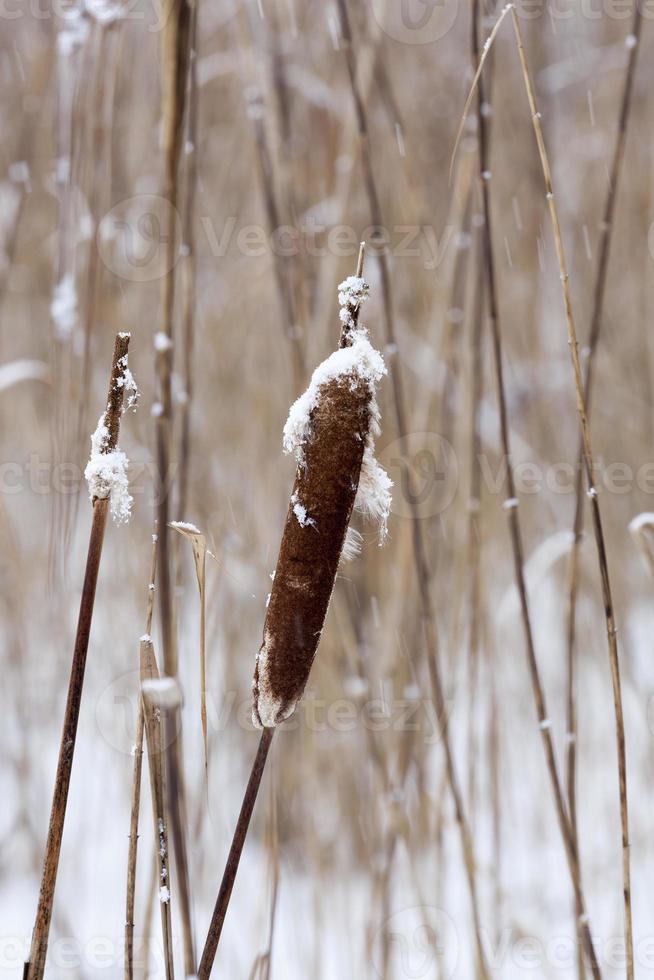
xmin=84 ymin=334 xmax=137 ymax=524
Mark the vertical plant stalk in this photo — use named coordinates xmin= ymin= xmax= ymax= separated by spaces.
xmin=25 ymin=333 xmax=130 ymax=980
xmin=198 ymin=727 xmax=275 ymax=979
xmin=511 ymin=12 xmax=633 ymax=977
xmin=140 ymin=639 xmax=175 ymax=980
xmin=176 ymin=0 xmax=199 ymax=523
xmin=564 ymin=13 xmax=642 ymax=979
xmin=157 ymin=0 xmax=196 ymax=971
xmin=466 ymin=7 xmax=603 ymax=976
xmin=125 ymin=530 xmax=159 ymax=980
xmin=337 ymin=3 xmax=490 ymax=975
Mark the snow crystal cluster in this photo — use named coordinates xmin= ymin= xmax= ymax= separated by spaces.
xmin=282 ymin=279 xmax=392 ymax=548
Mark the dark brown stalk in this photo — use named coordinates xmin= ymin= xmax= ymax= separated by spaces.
xmin=336 ymin=3 xmax=490 ymax=974
xmin=511 ymin=13 xmax=633 ymax=976
xmin=469 ymin=8 xmax=602 ymax=976
xmin=25 ymin=333 xmax=130 ymax=980
xmin=125 ymin=530 xmax=159 ymax=980
xmin=157 ymin=0 xmax=196 ymax=970
xmin=198 ymin=727 xmax=275 ymax=979
xmin=564 ymin=13 xmax=642 ymax=978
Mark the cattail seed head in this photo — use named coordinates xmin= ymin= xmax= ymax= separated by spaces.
xmin=253 ymin=280 xmax=391 ymax=728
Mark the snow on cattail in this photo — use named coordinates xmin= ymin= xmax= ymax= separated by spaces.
xmin=252 ymin=270 xmax=391 ymax=728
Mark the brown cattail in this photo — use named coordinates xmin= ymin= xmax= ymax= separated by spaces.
xmin=253 ymin=274 xmax=391 ymax=727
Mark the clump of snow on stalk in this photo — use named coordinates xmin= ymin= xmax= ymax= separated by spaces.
xmin=51 ymin=274 xmax=78 ymax=340
xmin=84 ymin=352 xmax=138 ymax=522
xmin=170 ymin=520 xmax=201 ymax=534
xmin=159 ymin=885 xmax=170 ymax=904
xmin=115 ymin=353 xmax=139 ymax=411
xmin=84 ymin=417 xmax=132 ymax=523
xmin=154 ymin=331 xmax=173 ymax=352
xmin=337 ymin=275 xmax=369 ymax=331
xmin=282 ymin=281 xmax=392 ymax=547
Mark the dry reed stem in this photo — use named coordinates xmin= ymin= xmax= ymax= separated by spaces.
xmin=511 ymin=11 xmax=633 ymax=977
xmin=176 ymin=0 xmax=199 ymax=524
xmin=338 ymin=3 xmax=490 ymax=973
xmin=170 ymin=522 xmax=209 ymax=780
xmin=140 ymin=638 xmax=175 ymax=980
xmin=125 ymin=529 xmax=159 ymax=980
xmin=564 ymin=12 xmax=642 ymax=978
xmin=462 ymin=7 xmax=604 ymax=975
xmin=236 ymin=7 xmax=304 ymax=392
xmin=157 ymin=1 xmax=196 ymax=969
xmin=25 ymin=333 xmax=130 ymax=980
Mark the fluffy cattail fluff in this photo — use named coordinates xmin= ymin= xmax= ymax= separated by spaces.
xmin=252 ymin=276 xmax=392 ymax=728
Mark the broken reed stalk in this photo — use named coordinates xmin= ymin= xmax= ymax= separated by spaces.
xmin=462 ymin=6 xmax=604 ymax=975
xmin=200 ymin=250 xmax=389 ymax=976
xmin=125 ymin=528 xmax=159 ymax=980
xmin=564 ymin=13 xmax=642 ymax=978
xmin=337 ymin=3 xmax=490 ymax=975
xmin=511 ymin=11 xmax=633 ymax=977
xmin=157 ymin=0 xmax=196 ymax=971
xmin=25 ymin=333 xmax=130 ymax=980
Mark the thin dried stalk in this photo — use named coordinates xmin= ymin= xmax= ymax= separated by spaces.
xmin=170 ymin=522 xmax=209 ymax=779
xmin=511 ymin=11 xmax=633 ymax=977
xmin=25 ymin=333 xmax=131 ymax=980
xmin=140 ymin=639 xmax=175 ymax=980
xmin=125 ymin=530 xmax=159 ymax=980
xmin=176 ymin=0 xmax=199 ymax=523
xmin=157 ymin=0 xmax=196 ymax=969
xmin=564 ymin=13 xmax=642 ymax=978
xmin=458 ymin=7 xmax=604 ymax=974
xmin=337 ymin=3 xmax=490 ymax=974
xmin=238 ymin=7 xmax=305 ymax=391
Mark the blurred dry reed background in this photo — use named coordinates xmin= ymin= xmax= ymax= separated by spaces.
xmin=2 ymin=0 xmax=654 ymax=977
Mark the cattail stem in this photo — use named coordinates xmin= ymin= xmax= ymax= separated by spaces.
xmin=198 ymin=728 xmax=275 ymax=979
xmin=25 ymin=333 xmax=130 ymax=980
xmin=511 ymin=11 xmax=632 ymax=977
